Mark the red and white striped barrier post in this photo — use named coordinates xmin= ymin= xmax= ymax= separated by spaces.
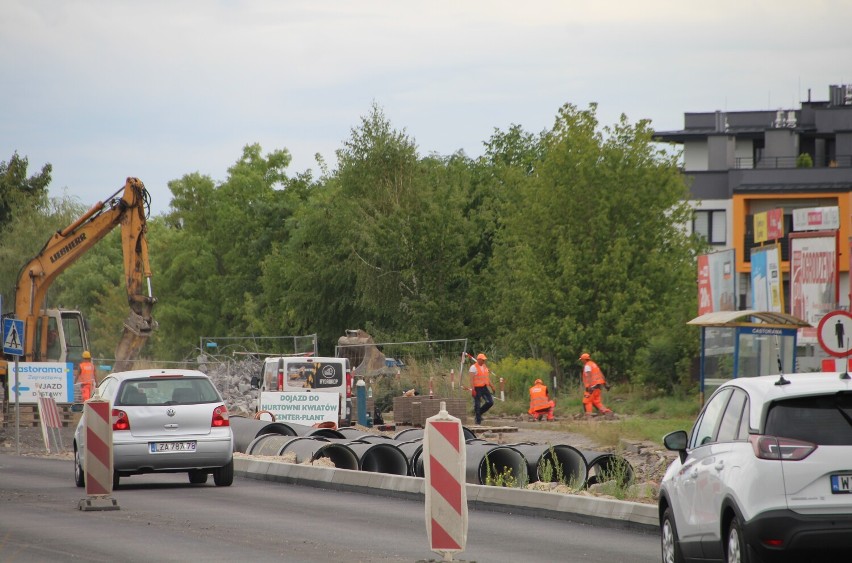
xmin=79 ymin=398 xmax=119 ymax=511
xmin=424 ymin=401 xmax=467 ymax=561
xmin=36 ymin=384 xmax=64 ymax=453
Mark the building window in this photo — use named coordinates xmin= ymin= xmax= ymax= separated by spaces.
xmin=694 ymin=210 xmax=726 ymax=245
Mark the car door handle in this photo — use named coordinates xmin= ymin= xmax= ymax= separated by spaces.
xmin=715 ymin=460 xmax=725 ymax=471
xmin=690 ymin=468 xmax=699 ymax=479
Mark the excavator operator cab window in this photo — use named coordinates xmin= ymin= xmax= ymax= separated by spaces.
xmin=45 ymin=317 xmax=61 ymax=360
xmin=34 ymin=317 xmax=62 ymax=362
xmin=60 ymin=312 xmax=88 ymax=366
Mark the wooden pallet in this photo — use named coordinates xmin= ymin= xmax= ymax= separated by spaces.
xmin=1 ymin=403 xmax=81 ymax=427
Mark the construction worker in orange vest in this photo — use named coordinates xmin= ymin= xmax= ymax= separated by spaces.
xmin=469 ymin=353 xmax=495 ymax=425
xmin=528 ymin=378 xmax=555 ymax=421
xmin=579 ymin=353 xmax=612 ymax=416
xmin=75 ymin=350 xmax=97 ymax=402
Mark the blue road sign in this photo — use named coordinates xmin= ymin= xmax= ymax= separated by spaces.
xmin=3 ymin=318 xmax=25 ymax=356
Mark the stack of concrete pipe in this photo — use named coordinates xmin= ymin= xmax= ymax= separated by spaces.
xmin=231 ymin=418 xmax=632 ymax=488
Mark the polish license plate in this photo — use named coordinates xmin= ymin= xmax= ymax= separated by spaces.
xmin=830 ymin=473 xmax=852 ymax=494
xmin=149 ymin=441 xmax=197 ymax=453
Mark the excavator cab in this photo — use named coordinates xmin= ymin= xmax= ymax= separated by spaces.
xmin=33 ymin=310 xmax=89 ymax=365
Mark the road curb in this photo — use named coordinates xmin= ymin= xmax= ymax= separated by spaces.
xmin=234 ymin=457 xmax=658 ymax=533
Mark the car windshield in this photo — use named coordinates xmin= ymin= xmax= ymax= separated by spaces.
xmin=765 ymin=392 xmax=852 ymax=445
xmin=116 ymin=377 xmax=220 ymax=406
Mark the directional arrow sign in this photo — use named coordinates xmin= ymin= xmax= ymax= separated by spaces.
xmin=3 ymin=318 xmax=24 ymax=356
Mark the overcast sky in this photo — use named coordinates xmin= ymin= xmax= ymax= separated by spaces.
xmin=3 ymin=1 xmax=850 ymax=216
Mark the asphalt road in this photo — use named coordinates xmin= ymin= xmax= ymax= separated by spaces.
xmin=0 ymin=453 xmax=661 ymax=562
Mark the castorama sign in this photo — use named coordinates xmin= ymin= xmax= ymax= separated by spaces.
xmin=8 ymin=362 xmax=75 ymax=403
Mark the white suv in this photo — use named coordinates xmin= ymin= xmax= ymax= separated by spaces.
xmin=659 ymin=372 xmax=852 ymax=562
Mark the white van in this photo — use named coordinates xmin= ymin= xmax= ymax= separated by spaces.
xmin=255 ymin=356 xmax=351 ymax=426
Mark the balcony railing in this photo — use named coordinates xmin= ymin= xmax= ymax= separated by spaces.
xmin=735 ymin=155 xmax=852 ymax=169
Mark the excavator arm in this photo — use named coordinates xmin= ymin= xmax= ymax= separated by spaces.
xmin=14 ymin=177 xmax=157 ymax=370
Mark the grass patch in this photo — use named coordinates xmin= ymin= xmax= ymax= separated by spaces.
xmin=484 ymin=453 xmax=528 ymax=488
xmin=593 ymin=456 xmax=635 ymax=500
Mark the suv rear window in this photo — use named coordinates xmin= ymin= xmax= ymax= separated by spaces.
xmin=765 ymin=393 xmax=852 ymax=445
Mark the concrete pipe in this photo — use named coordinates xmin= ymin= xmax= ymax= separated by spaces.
xmin=276 ymin=436 xmax=360 ymax=470
xmin=336 ymin=427 xmax=369 ymax=440
xmin=351 ymin=434 xmax=396 ymax=444
xmin=394 ymin=439 xmax=424 ymax=477
xmin=246 ymin=434 xmax=325 ymax=456
xmin=230 ymin=416 xmax=297 ymax=453
xmin=465 ymin=444 xmax=528 ymax=486
xmin=465 ymin=438 xmax=498 ymax=446
xmin=579 ymin=450 xmax=635 ymax=487
xmin=286 ymin=422 xmax=346 ymax=439
xmin=393 ymin=426 xmax=477 ymax=442
xmin=343 ymin=441 xmax=409 ymax=475
xmin=393 ymin=427 xmax=423 ymax=441
xmin=507 ymin=443 xmax=588 ymax=486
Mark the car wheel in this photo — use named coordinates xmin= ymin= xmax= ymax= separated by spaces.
xmin=213 ymin=458 xmax=234 ymax=487
xmin=188 ymin=469 xmax=209 ymax=484
xmin=112 ymin=470 xmax=120 ymax=490
xmin=661 ymin=507 xmax=684 ymax=563
xmin=74 ymin=447 xmax=85 ymax=488
xmin=726 ymin=516 xmax=751 ymax=563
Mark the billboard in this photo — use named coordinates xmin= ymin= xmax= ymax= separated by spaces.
xmin=697 ymin=249 xmax=736 ymax=315
xmin=754 ymin=208 xmax=784 ymax=244
xmin=750 ymin=244 xmax=784 ymax=313
xmin=790 ymin=231 xmax=838 ymax=342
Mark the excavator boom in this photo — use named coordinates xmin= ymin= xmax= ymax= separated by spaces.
xmin=12 ymin=177 xmax=156 ymax=370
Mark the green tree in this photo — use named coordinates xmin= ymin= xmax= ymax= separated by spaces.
xmin=264 ymin=105 xmax=483 ymax=350
xmin=488 ymin=104 xmax=699 ymax=381
xmin=0 ymin=194 xmax=86 ymax=314
xmin=0 ymin=152 xmax=51 ymax=225
xmin=151 ymin=145 xmax=296 ymax=359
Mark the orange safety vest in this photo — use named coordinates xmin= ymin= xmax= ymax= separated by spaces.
xmin=78 ymin=361 xmax=96 ymax=387
xmin=529 ymin=383 xmax=550 ymax=411
xmin=471 ymin=364 xmax=491 ymax=388
xmin=582 ymin=360 xmax=606 ymax=388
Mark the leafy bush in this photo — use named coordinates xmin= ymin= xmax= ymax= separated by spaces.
xmin=796 ymin=153 xmax=814 ymax=168
xmin=492 ymin=356 xmax=552 ymax=398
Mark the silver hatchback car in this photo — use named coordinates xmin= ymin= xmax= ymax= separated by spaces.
xmin=74 ymin=369 xmax=234 ymax=488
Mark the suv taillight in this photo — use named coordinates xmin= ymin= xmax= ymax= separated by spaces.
xmin=750 ymin=435 xmax=816 ymax=461
xmin=346 ymin=371 xmax=352 ymax=398
xmin=212 ymin=404 xmax=230 ymax=427
xmin=112 ymin=409 xmax=130 ymax=431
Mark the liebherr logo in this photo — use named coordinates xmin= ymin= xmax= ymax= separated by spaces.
xmin=49 ymin=232 xmax=87 ymax=263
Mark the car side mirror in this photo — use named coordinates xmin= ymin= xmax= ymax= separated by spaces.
xmin=663 ymin=430 xmax=689 ymax=464
xmin=250 ymin=375 xmax=260 ymax=390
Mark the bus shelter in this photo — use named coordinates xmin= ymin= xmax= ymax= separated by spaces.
xmin=688 ymin=310 xmax=810 ymax=404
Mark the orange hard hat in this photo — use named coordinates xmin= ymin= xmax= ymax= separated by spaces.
xmin=579 ymin=353 xmax=590 ymax=361
xmin=476 ymin=353 xmax=487 ymax=361
xmin=82 ymin=350 xmax=92 ymax=359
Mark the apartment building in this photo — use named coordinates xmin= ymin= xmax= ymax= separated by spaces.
xmin=654 ymin=84 xmax=852 ymax=365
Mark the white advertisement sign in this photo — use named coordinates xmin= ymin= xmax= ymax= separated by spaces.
xmin=793 ymin=207 xmax=839 ymax=232
xmin=9 ymin=362 xmax=75 ymax=403
xmin=259 ymin=391 xmax=339 ymax=425
xmin=791 ymin=234 xmax=837 ymax=342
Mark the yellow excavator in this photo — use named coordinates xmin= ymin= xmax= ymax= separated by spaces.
xmin=1 ymin=177 xmax=157 ymax=402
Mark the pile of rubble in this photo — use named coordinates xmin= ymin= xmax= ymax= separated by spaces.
xmin=204 ymin=359 xmax=259 ymax=416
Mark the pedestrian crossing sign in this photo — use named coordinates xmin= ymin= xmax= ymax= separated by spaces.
xmin=3 ymin=318 xmax=25 ymax=356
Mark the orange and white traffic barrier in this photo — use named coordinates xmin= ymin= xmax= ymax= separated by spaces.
xmin=423 ymin=401 xmax=467 ymax=560
xmin=79 ymin=398 xmax=119 ymax=511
